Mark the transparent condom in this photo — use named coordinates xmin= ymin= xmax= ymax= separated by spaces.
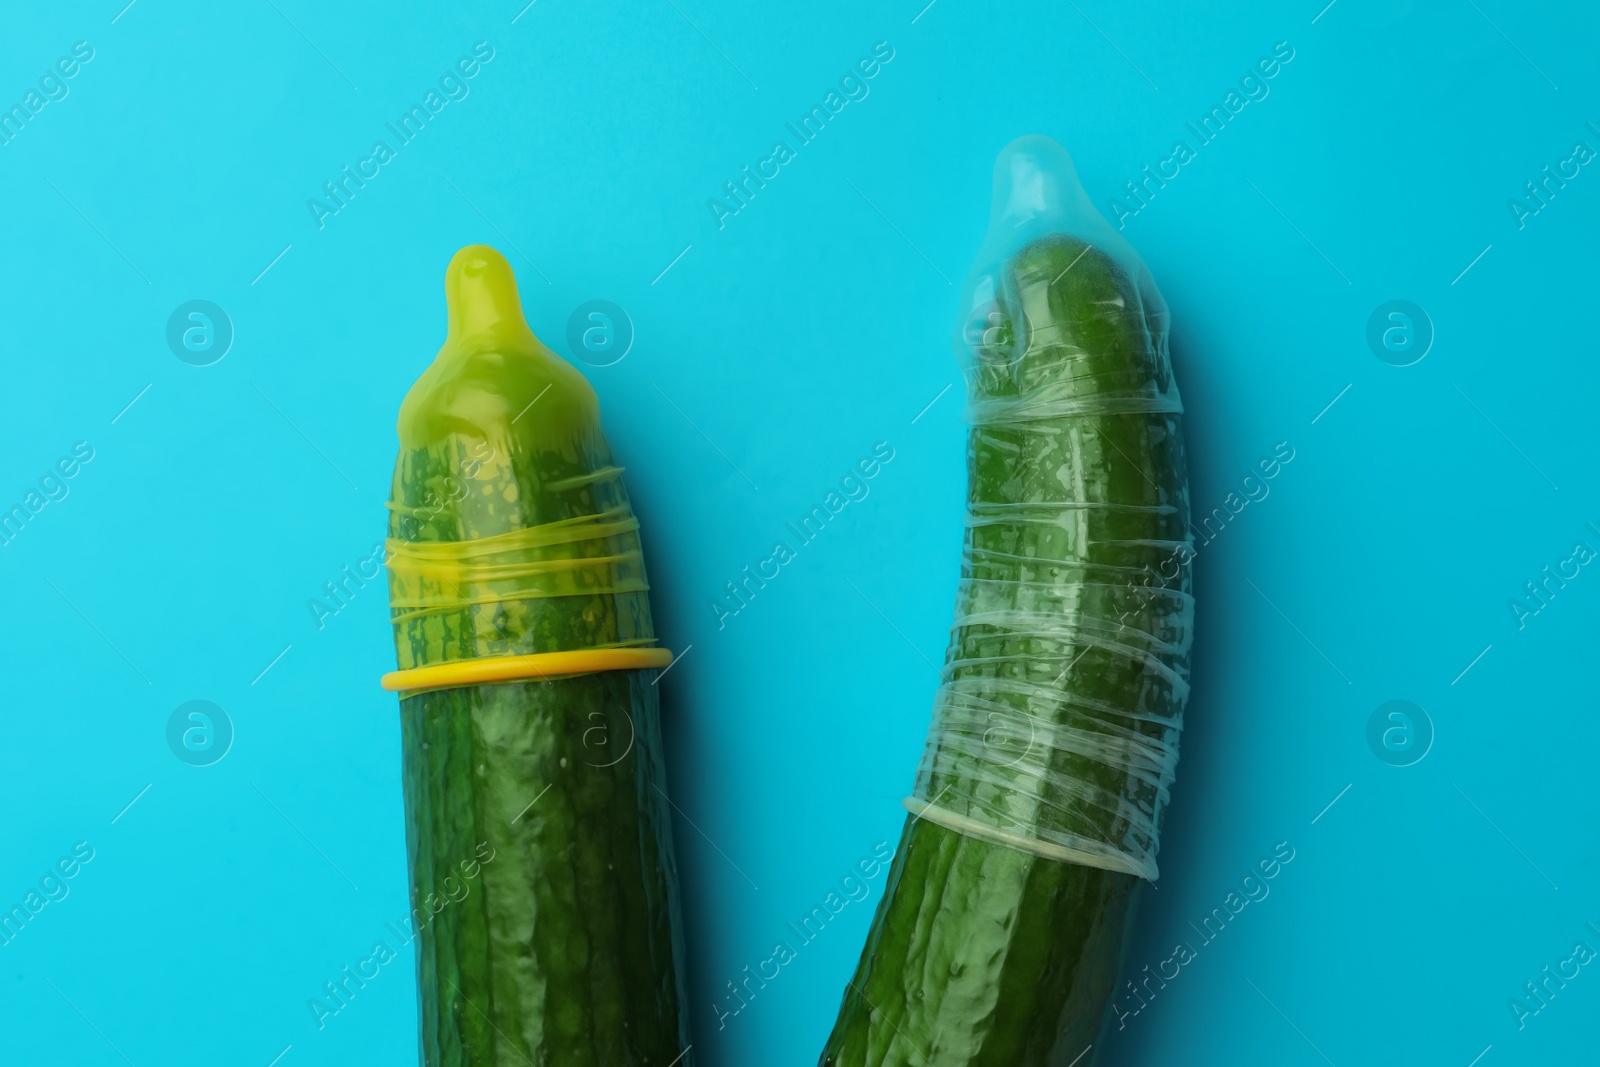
xmin=903 ymin=136 xmax=1194 ymax=881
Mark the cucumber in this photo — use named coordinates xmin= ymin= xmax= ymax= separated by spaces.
xmin=386 ymin=246 xmax=691 ymax=1066
xmin=820 ymin=139 xmax=1192 ymax=1066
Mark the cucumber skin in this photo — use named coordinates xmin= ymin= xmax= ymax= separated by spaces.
xmin=401 ymin=672 xmax=685 ymax=1066
xmin=820 ymin=238 xmax=1189 ymax=1066
xmin=821 ymin=816 xmax=1138 ymax=1066
xmin=391 ymin=427 xmax=690 ymax=1067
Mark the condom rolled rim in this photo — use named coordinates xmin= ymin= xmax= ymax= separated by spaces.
xmin=381 ymin=646 xmax=673 ymax=694
xmin=902 ymin=796 xmax=1153 ymax=880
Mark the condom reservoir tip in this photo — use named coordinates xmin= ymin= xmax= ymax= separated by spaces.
xmin=395 ymin=243 xmax=599 ymax=457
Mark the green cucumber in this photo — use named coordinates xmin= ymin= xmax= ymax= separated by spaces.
xmin=386 ymin=246 xmax=690 ymax=1066
xmin=821 ymin=139 xmax=1192 ymax=1066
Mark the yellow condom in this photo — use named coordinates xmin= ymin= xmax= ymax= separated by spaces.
xmin=382 ymin=244 xmax=668 ymax=695
xmin=381 ymin=244 xmax=691 ymax=1065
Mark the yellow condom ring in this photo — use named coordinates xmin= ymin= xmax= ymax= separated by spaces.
xmin=381 ymin=647 xmax=673 ymax=694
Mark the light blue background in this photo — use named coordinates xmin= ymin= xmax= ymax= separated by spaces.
xmin=2 ymin=1 xmax=1596 ymax=1065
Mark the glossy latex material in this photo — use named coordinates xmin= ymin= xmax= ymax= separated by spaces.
xmin=386 ymin=245 xmax=657 ymax=677
xmin=384 ymin=245 xmax=690 ymax=1066
xmin=820 ymin=136 xmax=1191 ymax=1066
xmin=909 ymin=135 xmax=1193 ymax=881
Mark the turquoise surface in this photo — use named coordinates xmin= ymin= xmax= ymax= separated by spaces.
xmin=1 ymin=2 xmax=1596 ymax=1065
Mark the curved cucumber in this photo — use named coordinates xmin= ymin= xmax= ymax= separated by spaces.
xmin=824 ymin=816 xmax=1138 ymax=1064
xmin=822 ymin=161 xmax=1192 ymax=1066
xmin=387 ymin=246 xmax=690 ymax=1066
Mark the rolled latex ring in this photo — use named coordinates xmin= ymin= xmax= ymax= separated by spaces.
xmin=381 ymin=647 xmax=673 ymax=694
